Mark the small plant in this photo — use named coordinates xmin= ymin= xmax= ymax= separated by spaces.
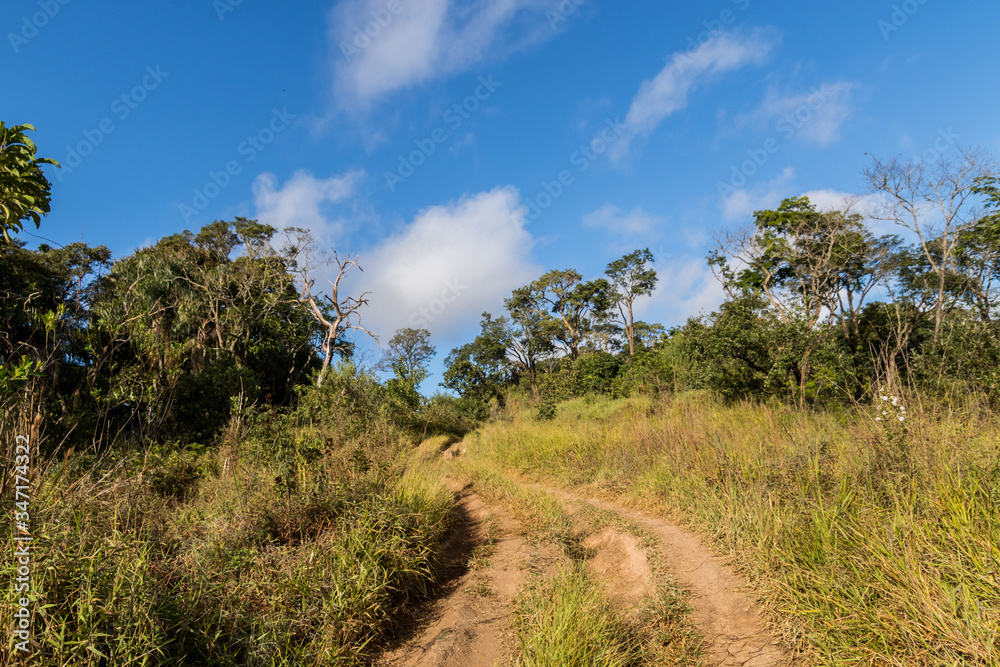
xmin=467 ymin=577 xmax=494 ymax=598
xmin=870 ymin=387 xmax=912 ymax=482
xmin=536 ymin=399 xmax=557 ymax=421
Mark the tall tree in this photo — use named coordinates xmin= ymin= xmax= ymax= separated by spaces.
xmin=605 ymin=249 xmax=658 ymax=356
xmin=710 ymin=196 xmax=896 ymax=402
xmin=379 ymin=327 xmax=435 ymax=384
xmin=505 ymin=287 xmax=556 ymax=397
xmin=514 ymin=270 xmax=613 ymax=359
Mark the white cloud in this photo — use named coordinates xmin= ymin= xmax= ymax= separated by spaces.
xmin=750 ymin=81 xmax=858 ymax=147
xmin=356 ymin=187 xmax=540 ymax=340
xmin=611 ymin=29 xmax=777 ymax=162
xmin=252 ymin=170 xmax=362 ymax=241
xmin=582 ymin=204 xmax=663 ymax=236
xmin=720 ymin=166 xmax=796 ymax=220
xmin=800 ymin=188 xmax=864 ymax=214
xmin=330 ymin=0 xmax=557 ymax=107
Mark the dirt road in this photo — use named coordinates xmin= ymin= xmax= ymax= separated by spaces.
xmin=377 ymin=442 xmax=794 ymax=666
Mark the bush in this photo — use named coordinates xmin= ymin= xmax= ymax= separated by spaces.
xmin=573 ymin=351 xmax=621 ymax=395
xmin=416 ymin=394 xmax=487 ymax=439
xmin=536 ymin=398 xmax=557 ymax=421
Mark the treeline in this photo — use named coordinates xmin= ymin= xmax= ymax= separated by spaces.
xmin=443 ymin=148 xmax=1000 ymax=411
xmin=1 ymin=218 xmax=491 ymax=450
xmin=6 ymin=121 xmax=1000 ymax=448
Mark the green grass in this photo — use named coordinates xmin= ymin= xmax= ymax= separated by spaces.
xmin=471 ymin=391 xmax=1000 ymax=666
xmin=513 ymin=565 xmax=643 ymax=667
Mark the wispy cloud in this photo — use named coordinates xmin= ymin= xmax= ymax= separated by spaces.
xmin=582 ymin=204 xmax=663 ymax=236
xmin=252 ymin=170 xmax=362 ymax=241
xmin=611 ymin=29 xmax=778 ymax=162
xmin=330 ymin=0 xmax=558 ymax=107
xmin=745 ymin=82 xmax=858 ymax=147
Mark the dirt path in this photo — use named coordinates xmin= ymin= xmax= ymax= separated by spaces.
xmin=382 ymin=440 xmax=793 ymax=667
xmin=378 ymin=479 xmax=557 ymax=667
xmin=537 ymin=484 xmax=793 ymax=667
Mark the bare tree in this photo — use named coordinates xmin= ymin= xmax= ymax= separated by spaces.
xmin=864 ymin=147 xmax=998 ymax=343
xmin=284 ymin=228 xmax=377 ymax=387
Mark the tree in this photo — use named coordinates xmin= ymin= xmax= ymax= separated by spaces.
xmin=513 ymin=270 xmax=613 ymax=359
xmin=632 ymin=321 xmax=667 ymax=350
xmin=0 ymin=123 xmax=58 ymax=242
xmin=84 ymin=220 xmax=319 ymax=443
xmin=710 ymin=196 xmax=896 ymax=402
xmin=441 ymin=313 xmax=512 ymax=403
xmin=605 ymin=249 xmax=658 ymax=356
xmin=284 ymin=228 xmax=377 ymax=387
xmin=864 ymin=147 xmax=998 ymax=343
xmin=505 ymin=288 xmax=556 ymax=397
xmin=951 ymin=177 xmax=1000 ymax=322
xmin=379 ymin=328 xmax=435 ymax=384
xmin=0 ymin=240 xmax=111 ymax=410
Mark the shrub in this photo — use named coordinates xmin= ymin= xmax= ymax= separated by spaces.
xmin=573 ymin=351 xmax=621 ymax=395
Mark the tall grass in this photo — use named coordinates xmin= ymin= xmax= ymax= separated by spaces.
xmin=514 ymin=565 xmax=643 ymax=667
xmin=0 ymin=400 xmax=455 ymax=666
xmin=472 ymin=392 xmax=1000 ymax=665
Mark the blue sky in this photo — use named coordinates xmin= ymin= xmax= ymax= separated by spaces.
xmin=6 ymin=0 xmax=1000 ymax=389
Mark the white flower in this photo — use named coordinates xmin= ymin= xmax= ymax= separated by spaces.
xmin=876 ymin=417 xmax=882 ymax=422
xmin=891 ymin=397 xmax=899 ymax=406
xmin=880 ymin=395 xmax=889 ymax=401
xmin=898 ymin=416 xmax=905 ymax=422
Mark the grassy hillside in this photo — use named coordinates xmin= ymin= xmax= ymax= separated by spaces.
xmin=467 ymin=391 xmax=1000 ymax=665
xmin=1 ymin=402 xmax=455 ymax=666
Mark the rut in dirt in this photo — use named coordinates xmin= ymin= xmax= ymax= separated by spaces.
xmin=538 ymin=483 xmax=794 ymax=667
xmin=380 ymin=435 xmax=794 ymax=667
xmin=376 ymin=479 xmax=535 ymax=667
